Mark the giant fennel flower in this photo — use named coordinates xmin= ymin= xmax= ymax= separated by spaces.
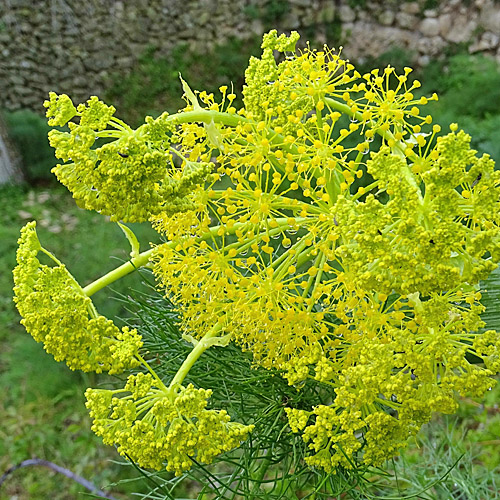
xmin=13 ymin=30 xmax=500 ymax=475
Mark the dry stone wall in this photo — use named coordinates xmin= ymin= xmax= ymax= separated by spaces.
xmin=1 ymin=0 xmax=500 ymax=113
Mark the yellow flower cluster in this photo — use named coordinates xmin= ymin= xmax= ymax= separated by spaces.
xmin=45 ymin=92 xmax=212 ymax=222
xmin=85 ymin=373 xmax=253 ymax=475
xmin=26 ymin=30 xmax=500 ymax=473
xmin=149 ymin=31 xmax=500 ymax=470
xmin=334 ymin=130 xmax=500 ymax=296
xmin=13 ymin=221 xmax=142 ymax=374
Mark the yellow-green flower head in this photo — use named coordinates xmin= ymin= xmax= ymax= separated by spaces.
xmin=333 ymin=131 xmax=500 ymax=296
xmin=46 ymin=94 xmax=212 ymax=222
xmin=243 ymin=30 xmax=358 ymax=137
xmin=148 ymin=32 xmax=500 ymax=471
xmin=44 ymin=92 xmax=78 ymax=126
xmin=283 ymin=288 xmax=498 ymax=469
xmin=13 ymin=222 xmax=142 ymax=373
xmin=348 ymin=66 xmax=437 ymax=136
xmin=40 ymin=30 xmax=500 ymax=473
xmin=85 ymin=375 xmax=253 ymax=475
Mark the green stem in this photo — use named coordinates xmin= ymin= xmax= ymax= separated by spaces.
xmin=273 ymin=237 xmax=308 ymax=280
xmin=351 ymin=180 xmax=379 ymax=201
xmin=249 ymin=448 xmax=273 ymax=499
xmin=168 ymin=323 xmax=223 ymax=389
xmin=82 ymin=248 xmax=155 ymax=297
xmin=167 ymin=109 xmax=249 ymax=128
xmin=136 ymin=353 xmax=169 ymax=391
xmin=302 ymin=250 xmax=325 ymax=301
xmin=82 ymin=216 xmax=311 ymax=298
xmin=306 ymin=251 xmax=328 ymax=311
xmin=324 ymin=96 xmax=423 ymax=203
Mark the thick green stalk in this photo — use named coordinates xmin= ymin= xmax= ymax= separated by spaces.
xmin=166 ymin=109 xmax=250 ymax=128
xmin=82 ymin=216 xmax=309 ymax=298
xmin=168 ymin=323 xmax=223 ymax=389
xmin=83 ymin=248 xmax=155 ymax=297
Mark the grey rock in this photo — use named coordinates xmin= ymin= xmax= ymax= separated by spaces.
xmin=341 ymin=22 xmax=419 ymax=60
xmin=289 ymin=0 xmax=311 ymax=6
xmin=400 ymin=2 xmax=420 ymax=15
xmin=89 ymin=52 xmax=115 ymax=71
xmin=198 ymin=11 xmax=210 ymax=25
xmin=8 ymin=0 xmax=33 ymax=7
xmin=395 ymin=12 xmax=419 ymax=30
xmin=317 ymin=4 xmax=336 ymax=24
xmin=417 ymin=36 xmax=446 ymax=55
xmin=420 ymin=17 xmax=440 ymax=36
xmin=445 ymin=14 xmax=476 ymax=43
xmin=116 ymin=56 xmax=132 ymax=67
xmin=73 ymin=76 xmax=88 ymax=88
xmin=10 ymin=74 xmax=24 ymax=86
xmin=469 ymin=31 xmax=500 ymax=52
xmin=302 ymin=10 xmax=318 ymax=26
xmin=479 ymin=3 xmax=500 ymax=33
xmin=418 ymin=54 xmax=431 ymax=66
xmin=339 ymin=5 xmax=356 ymax=23
xmin=17 ymin=85 xmax=31 ymax=95
xmin=437 ymin=13 xmax=452 ymax=37
xmin=379 ymin=10 xmax=395 ymax=26
xmin=28 ymin=71 xmax=45 ymax=84
xmin=282 ymin=11 xmax=301 ymax=29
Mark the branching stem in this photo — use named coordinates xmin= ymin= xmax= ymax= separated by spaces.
xmin=168 ymin=323 xmax=224 ymax=389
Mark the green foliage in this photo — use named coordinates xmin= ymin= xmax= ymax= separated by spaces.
xmin=423 ymin=0 xmax=440 ymax=10
xmin=356 ymin=46 xmax=416 ymax=76
xmin=418 ymin=53 xmax=500 ymax=163
xmin=105 ymin=37 xmax=261 ymax=126
xmin=347 ymin=0 xmax=367 ymax=8
xmin=243 ymin=0 xmax=289 ymax=25
xmin=260 ymin=0 xmax=290 ymax=25
xmin=3 ymin=109 xmax=55 ymax=183
xmin=121 ymin=288 xmax=370 ymax=498
xmin=366 ymin=411 xmax=500 ymax=499
xmin=422 ymin=54 xmax=500 ymax=120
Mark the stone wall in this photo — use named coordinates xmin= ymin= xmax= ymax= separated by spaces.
xmin=1 ymin=0 xmax=499 ymax=113
xmin=335 ymin=0 xmax=500 ymax=66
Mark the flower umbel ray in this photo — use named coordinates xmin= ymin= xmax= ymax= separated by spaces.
xmin=13 ymin=221 xmax=142 ymax=374
xmin=13 ymin=29 xmax=500 ymax=474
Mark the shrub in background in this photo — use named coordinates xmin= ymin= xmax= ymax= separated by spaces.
xmin=105 ymin=37 xmax=261 ymax=126
xmin=420 ymin=53 xmax=500 ymax=163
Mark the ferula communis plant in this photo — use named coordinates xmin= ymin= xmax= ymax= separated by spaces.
xmin=13 ymin=30 xmax=500 ymax=477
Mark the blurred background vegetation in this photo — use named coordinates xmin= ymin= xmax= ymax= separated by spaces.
xmin=1 ymin=29 xmax=500 ymax=499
